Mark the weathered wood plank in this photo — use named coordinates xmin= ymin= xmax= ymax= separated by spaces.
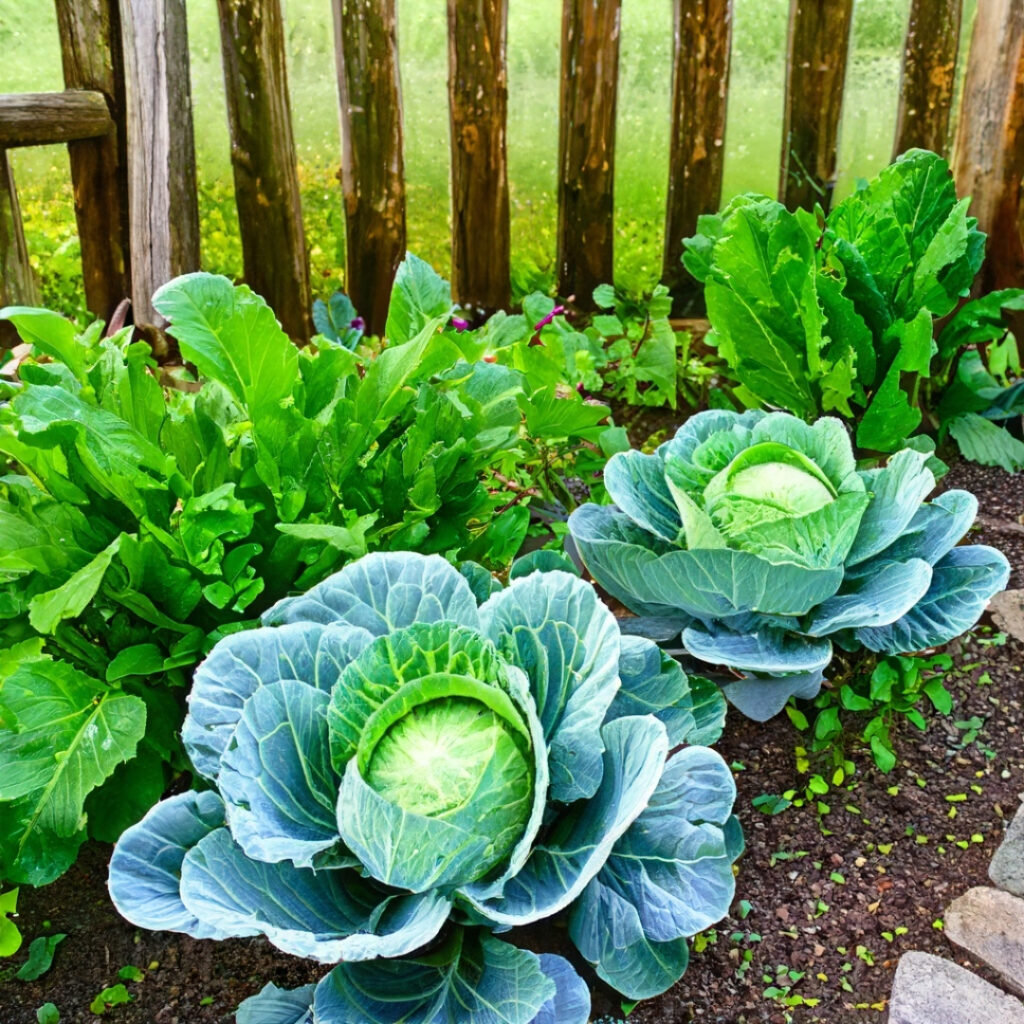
xmin=0 ymin=92 xmax=112 ymax=148
xmin=217 ymin=0 xmax=311 ymax=341
xmin=663 ymin=0 xmax=732 ymax=312
xmin=447 ymin=0 xmax=510 ymax=316
xmin=779 ymin=0 xmax=854 ymax=212
xmin=332 ymin=0 xmax=406 ymax=337
xmin=0 ymin=150 xmax=39 ymax=347
xmin=120 ymin=0 xmax=200 ymax=351
xmin=556 ymin=0 xmax=621 ymax=306
xmin=954 ymin=0 xmax=1024 ymax=292
xmin=55 ymin=0 xmax=131 ymax=327
xmin=893 ymin=0 xmax=962 ymax=157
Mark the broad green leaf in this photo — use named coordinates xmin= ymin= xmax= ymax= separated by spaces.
xmin=153 ymin=273 xmax=298 ymax=414
xmin=947 ymin=413 xmax=1024 ymax=473
xmin=311 ymin=932 xmax=571 ymax=1024
xmin=603 ymin=449 xmax=681 ymax=543
xmin=219 ymin=681 xmax=341 ymax=867
xmin=0 ymin=656 xmax=145 ymax=882
xmin=237 ymin=983 xmax=316 ymax=1024
xmin=28 ymin=534 xmax=123 ymax=634
xmin=384 ymin=254 xmax=452 ymax=343
xmin=480 ymin=571 xmax=621 ymax=802
xmin=180 ymin=827 xmax=451 ymax=961
xmin=108 ymin=791 xmax=226 ymax=937
xmin=682 ymin=624 xmax=832 ymax=675
xmin=0 ymin=888 xmax=21 ymax=955
xmin=0 ymin=307 xmax=87 ymax=381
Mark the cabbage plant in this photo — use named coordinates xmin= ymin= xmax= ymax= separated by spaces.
xmin=568 ymin=410 xmax=1010 ymax=721
xmin=108 ymin=552 xmax=740 ymax=1022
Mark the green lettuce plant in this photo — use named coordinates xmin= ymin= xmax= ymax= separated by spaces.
xmin=683 ymin=148 xmax=1024 ymax=467
xmin=108 ymin=552 xmax=740 ymax=1021
xmin=568 ymin=409 xmax=1010 ymax=721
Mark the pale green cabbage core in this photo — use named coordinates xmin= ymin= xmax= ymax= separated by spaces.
xmin=365 ymin=696 xmax=530 ymax=821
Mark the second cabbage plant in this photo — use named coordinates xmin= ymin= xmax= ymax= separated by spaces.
xmin=569 ymin=409 xmax=1009 ymax=720
xmin=108 ymin=552 xmax=740 ymax=1023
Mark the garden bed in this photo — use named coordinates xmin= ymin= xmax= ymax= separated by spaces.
xmin=4 ymin=460 xmax=1022 ymax=1024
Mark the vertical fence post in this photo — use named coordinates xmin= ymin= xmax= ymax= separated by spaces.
xmin=332 ymin=0 xmax=406 ymax=337
xmin=0 ymin=151 xmax=39 ymax=346
xmin=217 ymin=0 xmax=311 ymax=341
xmin=779 ymin=0 xmax=854 ymax=212
xmin=556 ymin=0 xmax=621 ymax=306
xmin=954 ymin=0 xmax=1024 ymax=293
xmin=120 ymin=0 xmax=200 ymax=353
xmin=892 ymin=0 xmax=962 ymax=158
xmin=447 ymin=0 xmax=510 ymax=317
xmin=663 ymin=0 xmax=732 ymax=312
xmin=55 ymin=0 xmax=131 ymax=327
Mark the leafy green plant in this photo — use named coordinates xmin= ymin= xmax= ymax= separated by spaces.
xmin=15 ymin=932 xmax=66 ymax=981
xmin=0 ymin=887 xmax=21 ymax=955
xmin=683 ymin=149 xmax=1023 ymax=461
xmin=108 ymin=551 xmax=740 ymax=1021
xmin=0 ymin=262 xmax=542 ymax=887
xmin=568 ymin=409 xmax=1009 ymax=720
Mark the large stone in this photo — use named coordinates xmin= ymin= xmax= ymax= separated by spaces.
xmin=990 ymin=590 xmax=1024 ymax=644
xmin=991 ymin=801 xmax=1024 ymax=899
xmin=945 ymin=886 xmax=1024 ymax=997
xmin=888 ymin=951 xmax=1024 ymax=1024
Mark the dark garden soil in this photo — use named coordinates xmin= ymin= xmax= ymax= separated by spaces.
xmin=3 ymin=461 xmax=1023 ymax=1024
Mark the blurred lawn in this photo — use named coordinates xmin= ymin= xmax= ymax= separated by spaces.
xmin=0 ymin=0 xmax=975 ymax=317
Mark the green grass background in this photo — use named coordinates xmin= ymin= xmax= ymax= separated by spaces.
xmin=0 ymin=0 xmax=977 ymax=318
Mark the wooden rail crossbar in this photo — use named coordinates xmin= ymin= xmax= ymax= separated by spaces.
xmin=0 ymin=91 xmax=113 ymax=148
xmin=0 ymin=0 xmax=1022 ymax=342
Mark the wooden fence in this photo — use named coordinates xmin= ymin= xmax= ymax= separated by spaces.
xmin=1 ymin=0 xmax=1023 ymax=347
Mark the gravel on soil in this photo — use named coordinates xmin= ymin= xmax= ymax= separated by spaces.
xmin=2 ymin=463 xmax=1023 ymax=1024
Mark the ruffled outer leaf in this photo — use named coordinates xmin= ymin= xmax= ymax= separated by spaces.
xmin=236 ymin=983 xmax=316 ymax=1024
xmin=804 ymin=558 xmax=933 ymax=636
xmin=108 ymin=790 xmax=226 ymax=939
xmin=854 ymin=544 xmax=1010 ymax=653
xmin=530 ymin=954 xmax=591 ymax=1024
xmin=603 ymin=449 xmax=681 ymax=542
xmin=183 ymin=622 xmax=372 ymax=782
xmin=846 ymin=450 xmax=935 ymax=566
xmin=608 ymin=635 xmax=695 ymax=746
xmin=857 ymin=489 xmax=976 ymax=568
xmin=462 ymin=715 xmax=668 ymax=928
xmin=682 ymin=625 xmax=832 ymax=675
xmin=721 ymin=671 xmax=825 ymax=722
xmin=311 ymin=933 xmax=561 ymax=1024
xmin=179 ymin=827 xmax=451 ymax=962
xmin=217 ymin=681 xmax=341 ymax=868
xmin=262 ymin=552 xmax=480 ymax=634
xmin=568 ymin=747 xmax=736 ymax=1000
xmin=480 ymin=571 xmax=621 ymax=803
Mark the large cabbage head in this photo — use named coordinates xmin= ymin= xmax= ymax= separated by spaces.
xmin=108 ymin=552 xmax=740 ymax=1023
xmin=568 ymin=409 xmax=1010 ymax=721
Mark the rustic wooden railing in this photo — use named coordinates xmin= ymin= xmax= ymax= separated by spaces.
xmin=1 ymin=0 xmax=1022 ymax=345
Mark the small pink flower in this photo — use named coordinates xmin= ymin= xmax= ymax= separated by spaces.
xmin=451 ymin=316 xmax=469 ymax=332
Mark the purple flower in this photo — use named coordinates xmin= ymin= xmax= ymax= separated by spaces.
xmin=532 ymin=305 xmax=565 ymax=332
xmin=451 ymin=316 xmax=470 ymax=333
xmin=350 ymin=316 xmax=365 ymax=331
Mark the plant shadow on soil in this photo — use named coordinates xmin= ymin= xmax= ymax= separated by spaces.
xmin=2 ymin=459 xmax=1022 ymax=1024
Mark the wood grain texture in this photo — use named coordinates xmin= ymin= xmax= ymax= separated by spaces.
xmin=893 ymin=0 xmax=962 ymax=158
xmin=557 ymin=0 xmax=621 ymax=306
xmin=779 ymin=0 xmax=854 ymax=212
xmin=120 ymin=0 xmax=200 ymax=349
xmin=447 ymin=0 xmax=510 ymax=315
xmin=56 ymin=0 xmax=131 ymax=327
xmin=954 ymin=0 xmax=1024 ymax=292
xmin=663 ymin=0 xmax=732 ymax=312
xmin=332 ymin=0 xmax=406 ymax=337
xmin=217 ymin=0 xmax=311 ymax=340
xmin=0 ymin=92 xmax=112 ymax=147
xmin=0 ymin=150 xmax=39 ymax=347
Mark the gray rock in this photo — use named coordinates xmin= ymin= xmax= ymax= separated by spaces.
xmin=945 ymin=887 xmax=1024 ymax=997
xmin=888 ymin=951 xmax=1024 ymax=1024
xmin=992 ymin=801 xmax=1024 ymax=899
xmin=990 ymin=589 xmax=1024 ymax=644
